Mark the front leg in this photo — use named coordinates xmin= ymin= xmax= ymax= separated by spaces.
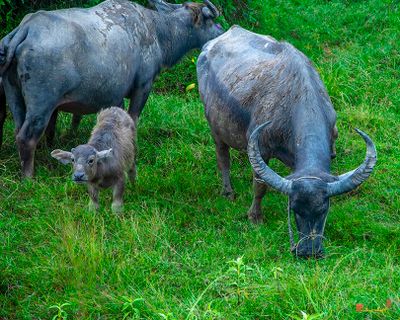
xmin=111 ymin=177 xmax=125 ymax=214
xmin=128 ymin=82 xmax=153 ymax=124
xmin=88 ymin=184 xmax=99 ymax=212
xmin=247 ymin=171 xmax=267 ymax=224
xmin=128 ymin=82 xmax=153 ymax=181
xmin=214 ymin=138 xmax=235 ymax=200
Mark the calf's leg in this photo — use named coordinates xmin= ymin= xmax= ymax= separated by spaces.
xmin=88 ymin=184 xmax=99 ymax=211
xmin=215 ymin=139 xmax=235 ymax=200
xmin=111 ymin=178 xmax=125 ymax=214
xmin=247 ymin=171 xmax=267 ymax=224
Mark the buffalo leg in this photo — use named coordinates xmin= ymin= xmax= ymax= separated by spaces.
xmin=2 ymin=80 xmax=25 ymax=136
xmin=215 ymin=139 xmax=235 ymax=200
xmin=16 ymin=106 xmax=55 ymax=178
xmin=0 ymin=94 xmax=6 ymax=148
xmin=88 ymin=184 xmax=99 ymax=211
xmin=247 ymin=171 xmax=267 ymax=224
xmin=70 ymin=114 xmax=82 ymax=132
xmin=128 ymin=82 xmax=153 ymax=123
xmin=45 ymin=109 xmax=58 ymax=146
xmin=127 ymin=83 xmax=152 ymax=180
xmin=111 ymin=178 xmax=125 ymax=213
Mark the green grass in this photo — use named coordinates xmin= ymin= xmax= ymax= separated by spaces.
xmin=1 ymin=0 xmax=400 ymax=319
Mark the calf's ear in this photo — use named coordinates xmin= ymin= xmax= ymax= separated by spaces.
xmin=51 ymin=149 xmax=73 ymax=165
xmin=97 ymin=148 xmax=113 ymax=160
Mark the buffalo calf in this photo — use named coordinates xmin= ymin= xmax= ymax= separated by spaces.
xmin=51 ymin=107 xmax=135 ymax=213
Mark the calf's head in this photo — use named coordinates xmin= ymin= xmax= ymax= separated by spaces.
xmin=150 ymin=0 xmax=224 ymax=46
xmin=51 ymin=145 xmax=112 ymax=183
xmin=248 ymin=122 xmax=377 ymax=258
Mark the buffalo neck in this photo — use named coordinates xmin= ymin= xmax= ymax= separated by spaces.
xmin=154 ymin=12 xmax=198 ymax=68
xmin=292 ymin=107 xmax=333 ymax=174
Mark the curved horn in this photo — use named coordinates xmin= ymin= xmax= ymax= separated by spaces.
xmin=327 ymin=128 xmax=377 ymax=196
xmin=203 ymin=0 xmax=220 ymax=18
xmin=248 ymin=122 xmax=292 ymax=195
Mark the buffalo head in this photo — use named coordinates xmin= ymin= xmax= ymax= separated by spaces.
xmin=149 ymin=0 xmax=224 ymax=46
xmin=51 ymin=145 xmax=113 ymax=183
xmin=248 ymin=122 xmax=377 ymax=258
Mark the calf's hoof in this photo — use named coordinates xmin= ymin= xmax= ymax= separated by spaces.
xmin=112 ymin=202 xmax=123 ymax=214
xmin=88 ymin=200 xmax=99 ymax=212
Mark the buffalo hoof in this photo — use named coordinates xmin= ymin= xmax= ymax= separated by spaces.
xmin=221 ymin=189 xmax=235 ymax=201
xmin=247 ymin=210 xmax=264 ymax=224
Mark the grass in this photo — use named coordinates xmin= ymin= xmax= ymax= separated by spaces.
xmin=1 ymin=0 xmax=400 ymax=318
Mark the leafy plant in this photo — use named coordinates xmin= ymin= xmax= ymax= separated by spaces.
xmin=49 ymin=302 xmax=71 ymax=320
xmin=121 ymin=296 xmax=146 ymax=320
xmin=226 ymin=256 xmax=253 ymax=304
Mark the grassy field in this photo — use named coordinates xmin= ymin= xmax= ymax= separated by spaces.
xmin=1 ymin=0 xmax=399 ymax=319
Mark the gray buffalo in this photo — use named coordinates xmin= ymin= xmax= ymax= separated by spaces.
xmin=197 ymin=26 xmax=377 ymax=258
xmin=0 ymin=0 xmax=222 ymax=177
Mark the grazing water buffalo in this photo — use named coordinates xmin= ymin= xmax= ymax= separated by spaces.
xmin=51 ymin=107 xmax=135 ymax=213
xmin=0 ymin=0 xmax=222 ymax=177
xmin=197 ymin=26 xmax=377 ymax=258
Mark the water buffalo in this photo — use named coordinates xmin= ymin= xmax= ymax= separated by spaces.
xmin=197 ymin=26 xmax=377 ymax=258
xmin=0 ymin=0 xmax=222 ymax=177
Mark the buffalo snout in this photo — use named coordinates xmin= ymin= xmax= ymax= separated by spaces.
xmin=293 ymin=237 xmax=325 ymax=259
xmin=72 ymin=172 xmax=86 ymax=183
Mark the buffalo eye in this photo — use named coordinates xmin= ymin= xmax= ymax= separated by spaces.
xmin=88 ymin=158 xmax=94 ymax=165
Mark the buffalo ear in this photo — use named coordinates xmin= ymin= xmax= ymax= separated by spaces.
xmin=96 ymin=148 xmax=113 ymax=160
xmin=51 ymin=149 xmax=73 ymax=165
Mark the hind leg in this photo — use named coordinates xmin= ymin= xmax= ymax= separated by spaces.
xmin=17 ymin=108 xmax=55 ymax=177
xmin=2 ymin=79 xmax=25 ymax=137
xmin=214 ymin=138 xmax=235 ymax=200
